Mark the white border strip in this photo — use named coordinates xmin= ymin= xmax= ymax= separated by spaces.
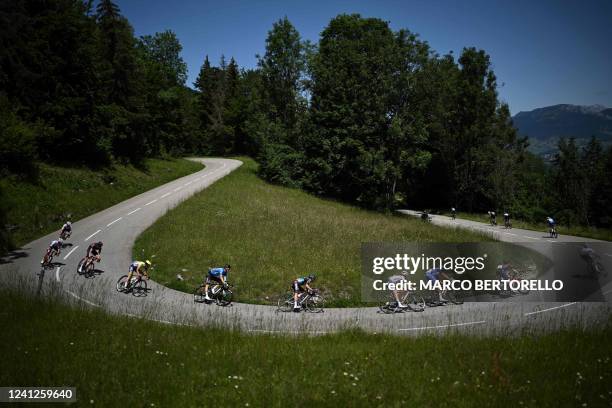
xmin=524 ymin=302 xmax=577 ymax=316
xmin=398 ymin=320 xmax=486 ymax=331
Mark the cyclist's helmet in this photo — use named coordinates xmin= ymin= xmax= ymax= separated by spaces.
xmin=145 ymin=260 xmax=152 ymax=268
xmin=308 ymin=274 xmax=316 ymax=282
xmin=58 ymin=238 xmax=63 ymax=245
xmin=67 ymin=221 xmax=71 ymax=226
xmin=224 ymin=264 xmax=231 ymax=270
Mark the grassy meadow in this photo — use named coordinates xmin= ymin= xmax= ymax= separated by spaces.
xmin=1 ymin=288 xmax=611 ymax=407
xmin=2 ymin=158 xmax=203 ymax=247
xmin=135 ymin=158 xmax=491 ymax=307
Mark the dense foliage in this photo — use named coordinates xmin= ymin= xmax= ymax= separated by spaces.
xmin=1 ymin=3 xmax=610 ymax=251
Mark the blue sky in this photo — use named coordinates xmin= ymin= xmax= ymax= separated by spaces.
xmin=116 ymin=0 xmax=612 ymax=114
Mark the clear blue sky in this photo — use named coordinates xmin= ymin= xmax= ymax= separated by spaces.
xmin=116 ymin=0 xmax=612 ymax=114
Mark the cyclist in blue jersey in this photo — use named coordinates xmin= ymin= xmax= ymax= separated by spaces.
xmin=204 ymin=264 xmax=231 ymax=301
xmin=425 ymin=268 xmax=451 ymax=302
xmin=292 ymin=274 xmax=316 ymax=311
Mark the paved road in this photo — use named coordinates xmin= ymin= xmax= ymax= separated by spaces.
xmin=1 ymin=158 xmax=610 ymax=336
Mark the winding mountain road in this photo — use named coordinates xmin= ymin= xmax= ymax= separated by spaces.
xmin=1 ymin=158 xmax=610 ymax=336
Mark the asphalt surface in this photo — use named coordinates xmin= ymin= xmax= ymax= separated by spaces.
xmin=1 ymin=158 xmax=610 ymax=336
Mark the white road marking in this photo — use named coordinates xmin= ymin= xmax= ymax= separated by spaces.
xmin=145 ymin=199 xmax=158 ymax=206
xmin=247 ymin=329 xmax=329 ymax=334
xmin=524 ymin=303 xmax=577 ymax=316
xmin=398 ymin=320 xmax=487 ymax=331
xmin=127 ymin=208 xmax=141 ymax=215
xmin=55 ymin=266 xmax=61 ymax=282
xmin=184 ymin=181 xmax=192 ymax=186
xmin=64 ymin=289 xmax=100 ymax=307
xmin=605 ymin=254 xmax=612 ymax=257
xmin=173 ymin=187 xmax=182 ymax=192
xmin=523 ymin=236 xmax=540 ymax=240
xmin=84 ymin=230 xmax=101 ymax=241
xmin=107 ymin=217 xmax=122 ymax=227
xmin=505 ymin=233 xmax=517 ymax=236
xmin=161 ymin=192 xmax=171 ymax=198
xmin=63 ymin=245 xmax=79 ymax=260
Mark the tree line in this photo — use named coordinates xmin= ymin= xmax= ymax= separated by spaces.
xmin=1 ymin=2 xmax=610 ymax=253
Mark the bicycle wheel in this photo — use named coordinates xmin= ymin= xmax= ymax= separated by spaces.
xmin=594 ymin=262 xmax=607 ymax=277
xmin=85 ymin=260 xmax=96 ymax=277
xmin=277 ymin=293 xmax=294 ymax=312
xmin=193 ymin=285 xmax=206 ymax=303
xmin=405 ymin=294 xmax=425 ymax=312
xmin=116 ymin=275 xmax=129 ymax=292
xmin=378 ymin=301 xmax=397 ymax=314
xmin=305 ymin=295 xmax=325 ymax=313
xmin=77 ymin=258 xmax=86 ymax=275
xmin=133 ymin=279 xmax=147 ymax=297
xmin=216 ymin=288 xmax=233 ymax=306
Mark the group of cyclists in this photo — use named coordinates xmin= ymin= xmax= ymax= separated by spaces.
xmin=41 ymin=221 xmax=153 ymax=291
xmin=447 ymin=208 xmax=559 ymax=237
xmin=42 ymin=224 xmax=318 ymax=310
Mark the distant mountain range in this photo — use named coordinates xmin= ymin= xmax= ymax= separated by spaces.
xmin=512 ymin=104 xmax=612 ymax=156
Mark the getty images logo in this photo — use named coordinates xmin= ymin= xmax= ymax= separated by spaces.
xmin=372 ymin=253 xmax=487 ymax=275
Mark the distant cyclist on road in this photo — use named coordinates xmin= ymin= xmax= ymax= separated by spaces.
xmin=503 ymin=212 xmax=511 ymax=228
xmin=125 ymin=260 xmax=151 ymax=289
xmin=42 ymin=239 xmax=63 ymax=264
xmin=60 ymin=221 xmax=72 ymax=239
xmin=83 ymin=241 xmax=103 ymax=271
xmin=203 ymin=264 xmax=231 ymax=301
xmin=388 ymin=272 xmax=410 ymax=308
xmin=451 ymin=207 xmax=456 ymax=220
xmin=424 ymin=268 xmax=452 ymax=302
xmin=489 ymin=211 xmax=497 ymax=226
xmin=496 ymin=261 xmax=518 ymax=280
xmin=546 ymin=216 xmax=556 ymax=237
xmin=291 ymin=274 xmax=316 ymax=311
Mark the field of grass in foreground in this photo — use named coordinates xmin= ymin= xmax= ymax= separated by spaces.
xmin=134 ymin=158 xmax=491 ymax=307
xmin=1 ymin=158 xmax=203 ymax=247
xmin=444 ymin=212 xmax=612 ymax=242
xmin=1 ymin=289 xmax=611 ymax=407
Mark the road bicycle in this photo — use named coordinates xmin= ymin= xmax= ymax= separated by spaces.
xmin=548 ymin=227 xmax=558 ymax=238
xmin=60 ymin=230 xmax=71 ymax=240
xmin=40 ymin=248 xmax=59 ymax=268
xmin=504 ymin=219 xmax=512 ymax=229
xmin=378 ymin=290 xmax=425 ymax=314
xmin=193 ymin=282 xmax=233 ymax=306
xmin=277 ymin=289 xmax=325 ymax=313
xmin=116 ymin=274 xmax=148 ymax=296
xmin=77 ymin=255 xmax=99 ymax=277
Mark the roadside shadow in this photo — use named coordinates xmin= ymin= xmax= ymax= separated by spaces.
xmin=84 ymin=269 xmax=105 ymax=279
xmin=0 ymin=250 xmax=29 ymax=265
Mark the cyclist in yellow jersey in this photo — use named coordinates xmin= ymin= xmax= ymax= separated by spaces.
xmin=125 ymin=260 xmax=152 ymax=289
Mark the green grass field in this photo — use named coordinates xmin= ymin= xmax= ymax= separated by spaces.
xmin=446 ymin=212 xmax=612 ymax=242
xmin=1 ymin=289 xmax=611 ymax=407
xmin=1 ymin=158 xmax=203 ymax=247
xmin=134 ymin=158 xmax=491 ymax=307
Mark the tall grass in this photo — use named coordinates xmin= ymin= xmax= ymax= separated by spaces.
xmin=2 ymin=158 xmax=203 ymax=247
xmin=1 ymin=288 xmax=611 ymax=407
xmin=135 ymin=158 xmax=491 ymax=306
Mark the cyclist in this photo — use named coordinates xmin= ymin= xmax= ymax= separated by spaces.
xmin=60 ymin=221 xmax=72 ymax=239
xmin=388 ymin=272 xmax=410 ymax=308
xmin=451 ymin=207 xmax=456 ymax=220
xmin=203 ymin=264 xmax=231 ymax=301
xmin=291 ymin=274 xmax=316 ymax=311
xmin=489 ymin=211 xmax=497 ymax=226
xmin=83 ymin=241 xmax=103 ymax=271
xmin=496 ymin=261 xmax=517 ymax=280
xmin=425 ymin=268 xmax=452 ymax=302
xmin=125 ymin=260 xmax=152 ymax=289
xmin=503 ymin=212 xmax=511 ymax=228
xmin=42 ymin=239 xmax=63 ymax=264
xmin=546 ymin=216 xmax=556 ymax=237
xmin=579 ymin=243 xmax=599 ymax=275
